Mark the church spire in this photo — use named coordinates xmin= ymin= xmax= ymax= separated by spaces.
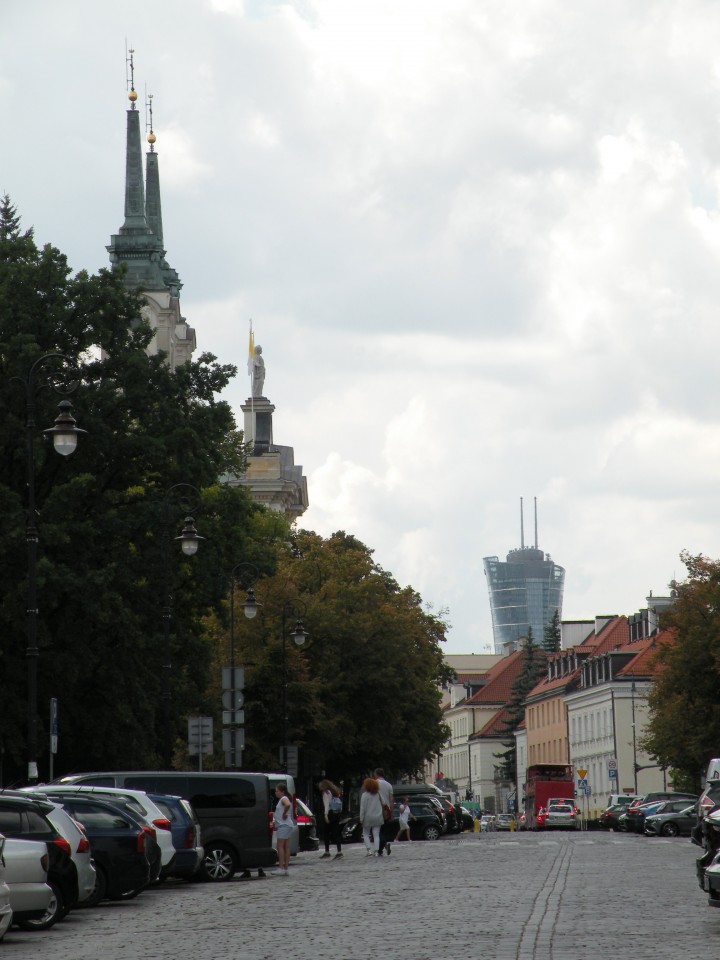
xmin=144 ymin=92 xmax=182 ymax=296
xmin=107 ymin=49 xmax=167 ymax=291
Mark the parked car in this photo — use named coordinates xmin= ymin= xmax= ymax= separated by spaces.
xmin=621 ymin=794 xmax=697 ymax=834
xmin=3 ymin=790 xmax=96 ymax=907
xmin=644 ymin=802 xmax=697 ymax=838
xmin=599 ymin=803 xmax=628 ymax=830
xmin=415 ymin=795 xmax=447 ymax=832
xmin=0 ymin=836 xmax=13 ymax=942
xmin=2 ymin=838 xmax=52 ymax=927
xmin=538 ymin=802 xmax=579 ymax=830
xmin=0 ymin=795 xmax=79 ymax=929
xmin=53 ymin=771 xmax=279 ymax=881
xmin=31 ymin=785 xmax=175 ymax=880
xmin=295 ymin=799 xmax=320 ymax=852
xmin=496 ymin=814 xmax=516 ymax=831
xmin=480 ymin=815 xmax=497 ymax=831
xmin=622 ymin=792 xmax=698 ymax=833
xmin=41 ymin=795 xmax=154 ymax=903
xmin=340 ymin=799 xmax=443 ymax=843
xmin=414 ymin=795 xmax=460 ymax=833
xmin=457 ymin=806 xmax=475 ymax=831
xmin=148 ymin=794 xmax=203 ymax=879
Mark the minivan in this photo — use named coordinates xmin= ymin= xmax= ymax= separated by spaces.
xmin=54 ymin=771 xmax=280 ymax=881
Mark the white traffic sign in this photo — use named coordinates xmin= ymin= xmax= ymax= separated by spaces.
xmin=608 ymin=759 xmax=617 ymax=770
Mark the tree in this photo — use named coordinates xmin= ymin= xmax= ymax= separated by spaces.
xmin=0 ymin=199 xmax=267 ymax=780
xmin=495 ymin=628 xmax=547 ymax=782
xmin=204 ymin=530 xmax=452 ymax=785
xmin=643 ymin=552 xmax=720 ymax=787
xmin=543 ymin=608 xmax=561 ymax=653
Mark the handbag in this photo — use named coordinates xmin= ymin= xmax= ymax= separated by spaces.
xmin=382 ymin=802 xmax=392 ymax=821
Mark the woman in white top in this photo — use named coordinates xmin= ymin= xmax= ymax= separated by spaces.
xmin=272 ymin=783 xmax=294 ymax=875
xmin=359 ymin=777 xmax=384 ymax=856
xmin=395 ymin=797 xmax=414 ymax=842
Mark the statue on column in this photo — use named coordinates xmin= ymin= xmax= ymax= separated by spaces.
xmin=251 ymin=345 xmax=265 ymax=398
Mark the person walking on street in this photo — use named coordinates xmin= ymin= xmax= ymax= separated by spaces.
xmin=374 ymin=768 xmax=394 ymax=856
xmin=272 ymin=783 xmax=294 ymax=875
xmin=395 ymin=797 xmax=414 ymax=842
xmin=318 ymin=779 xmax=343 ymax=860
xmin=359 ymin=777 xmax=384 ymax=856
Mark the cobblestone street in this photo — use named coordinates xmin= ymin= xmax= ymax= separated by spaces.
xmin=5 ymin=831 xmax=718 ymax=960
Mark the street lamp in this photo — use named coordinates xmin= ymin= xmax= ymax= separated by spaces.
xmin=161 ymin=484 xmax=205 ymax=768
xmin=279 ymin=599 xmax=309 ymax=774
xmin=11 ymin=353 xmax=86 ymax=783
xmin=225 ymin=563 xmax=262 ymax=769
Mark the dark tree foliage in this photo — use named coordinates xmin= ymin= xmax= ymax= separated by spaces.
xmin=542 ymin=608 xmax=561 ymax=654
xmin=0 ymin=198 xmax=270 ymax=781
xmin=203 ymin=530 xmax=452 ymax=784
xmin=643 ymin=553 xmax=720 ymax=787
xmin=495 ymin=628 xmax=547 ymax=782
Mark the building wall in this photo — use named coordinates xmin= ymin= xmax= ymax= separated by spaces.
xmin=525 ymin=694 xmax=569 ymax=766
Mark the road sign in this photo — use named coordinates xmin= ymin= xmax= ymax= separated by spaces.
xmin=188 ymin=716 xmax=213 ymax=755
xmin=222 ymin=666 xmax=245 ymax=690
xmin=577 ymin=768 xmax=587 ymax=779
xmin=608 ymin=759 xmax=617 ymax=770
xmin=222 ymin=690 xmax=245 ymax=711
xmin=609 ymin=768 xmax=618 ymax=779
xmin=222 ymin=709 xmax=245 ymax=726
xmin=222 ymin=728 xmax=246 ymax=751
xmin=580 ymin=784 xmax=592 ymax=796
xmin=577 ymin=777 xmax=588 ymax=788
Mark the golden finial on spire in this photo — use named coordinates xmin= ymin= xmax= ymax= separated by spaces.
xmin=126 ymin=43 xmax=137 ymax=108
xmin=146 ymin=90 xmax=156 ymax=151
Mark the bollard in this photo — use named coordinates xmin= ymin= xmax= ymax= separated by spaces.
xmin=510 ymin=817 xmax=515 ymax=833
xmin=474 ymin=816 xmax=479 ymax=833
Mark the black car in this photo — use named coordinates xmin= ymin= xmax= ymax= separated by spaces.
xmin=599 ymin=804 xmax=628 ymax=830
xmin=341 ymin=799 xmax=443 ymax=843
xmin=410 ymin=795 xmax=447 ymax=832
xmin=457 ymin=806 xmax=475 ymax=831
xmin=0 ymin=795 xmax=79 ymax=928
xmin=418 ymin=795 xmax=461 ymax=834
xmin=48 ymin=795 xmax=154 ymax=903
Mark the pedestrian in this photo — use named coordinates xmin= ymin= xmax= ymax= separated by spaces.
xmin=272 ymin=783 xmax=294 ymax=876
xmin=374 ymin=767 xmax=394 ymax=856
xmin=359 ymin=777 xmax=384 ymax=856
xmin=395 ymin=797 xmax=414 ymax=842
xmin=318 ymin=778 xmax=343 ymax=860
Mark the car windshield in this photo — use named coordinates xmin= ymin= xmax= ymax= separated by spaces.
xmin=548 ymin=804 xmax=572 ymax=812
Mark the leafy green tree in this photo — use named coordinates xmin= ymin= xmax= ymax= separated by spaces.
xmin=206 ymin=530 xmax=452 ymax=784
xmin=542 ymin=608 xmax=561 ymax=653
xmin=0 ymin=198 xmax=267 ymax=781
xmin=643 ymin=552 xmax=720 ymax=787
xmin=495 ymin=628 xmax=547 ymax=782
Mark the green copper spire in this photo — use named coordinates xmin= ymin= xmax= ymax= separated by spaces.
xmin=107 ymin=54 xmax=169 ymax=291
xmin=144 ymin=95 xmax=182 ymax=296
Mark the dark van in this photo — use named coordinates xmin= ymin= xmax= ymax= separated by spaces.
xmin=55 ymin=771 xmax=277 ymax=881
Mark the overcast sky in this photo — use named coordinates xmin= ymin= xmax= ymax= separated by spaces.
xmin=4 ymin=1 xmax=720 ymax=653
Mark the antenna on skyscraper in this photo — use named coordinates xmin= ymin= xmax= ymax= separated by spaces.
xmin=520 ymin=497 xmax=525 ymax=549
xmin=534 ymin=496 xmax=538 ymax=549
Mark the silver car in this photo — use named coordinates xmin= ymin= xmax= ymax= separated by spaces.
xmin=43 ymin=803 xmax=97 ymax=905
xmin=2 ymin=838 xmax=52 ymax=926
xmin=544 ymin=802 xmax=579 ymax=830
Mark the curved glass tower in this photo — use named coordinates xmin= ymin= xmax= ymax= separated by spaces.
xmin=483 ymin=501 xmax=565 ymax=653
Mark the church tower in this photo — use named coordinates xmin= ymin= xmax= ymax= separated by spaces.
xmin=107 ymin=51 xmax=195 ymax=370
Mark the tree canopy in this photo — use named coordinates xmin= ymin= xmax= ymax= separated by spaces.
xmin=204 ymin=529 xmax=452 ymax=785
xmin=643 ymin=552 xmax=720 ymax=786
xmin=0 ymin=196 xmax=270 ymax=780
xmin=495 ymin=629 xmax=547 ymax=782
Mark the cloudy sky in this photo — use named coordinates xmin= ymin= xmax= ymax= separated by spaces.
xmin=4 ymin=1 xmax=720 ymax=653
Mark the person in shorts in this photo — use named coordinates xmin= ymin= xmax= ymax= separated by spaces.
xmin=395 ymin=797 xmax=414 ymax=842
xmin=272 ymin=783 xmax=294 ymax=875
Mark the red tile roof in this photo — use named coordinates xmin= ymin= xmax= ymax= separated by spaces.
xmin=464 ymin=649 xmax=527 ymax=704
xmin=474 ymin=707 xmax=513 ymax=739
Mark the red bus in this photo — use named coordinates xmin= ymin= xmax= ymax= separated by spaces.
xmin=524 ymin=763 xmax=574 ymax=829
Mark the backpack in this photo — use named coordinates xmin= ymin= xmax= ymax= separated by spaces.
xmin=329 ymin=795 xmax=342 ymax=813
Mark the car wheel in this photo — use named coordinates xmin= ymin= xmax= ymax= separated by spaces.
xmin=423 ymin=824 xmax=441 ymax=841
xmin=83 ymin=867 xmax=107 ymax=908
xmin=661 ymin=822 xmax=679 ymax=838
xmin=16 ymin=882 xmax=64 ymax=931
xmin=201 ymin=842 xmax=238 ymax=881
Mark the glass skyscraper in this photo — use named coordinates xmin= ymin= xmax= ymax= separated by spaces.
xmin=483 ymin=503 xmax=565 ymax=653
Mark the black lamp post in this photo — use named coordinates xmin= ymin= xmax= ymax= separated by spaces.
xmin=279 ymin=599 xmax=309 ymax=774
xmin=161 ymin=484 xmax=204 ymax=768
xmin=11 ymin=354 xmax=86 ymax=783
xmin=226 ymin=563 xmax=261 ymax=770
